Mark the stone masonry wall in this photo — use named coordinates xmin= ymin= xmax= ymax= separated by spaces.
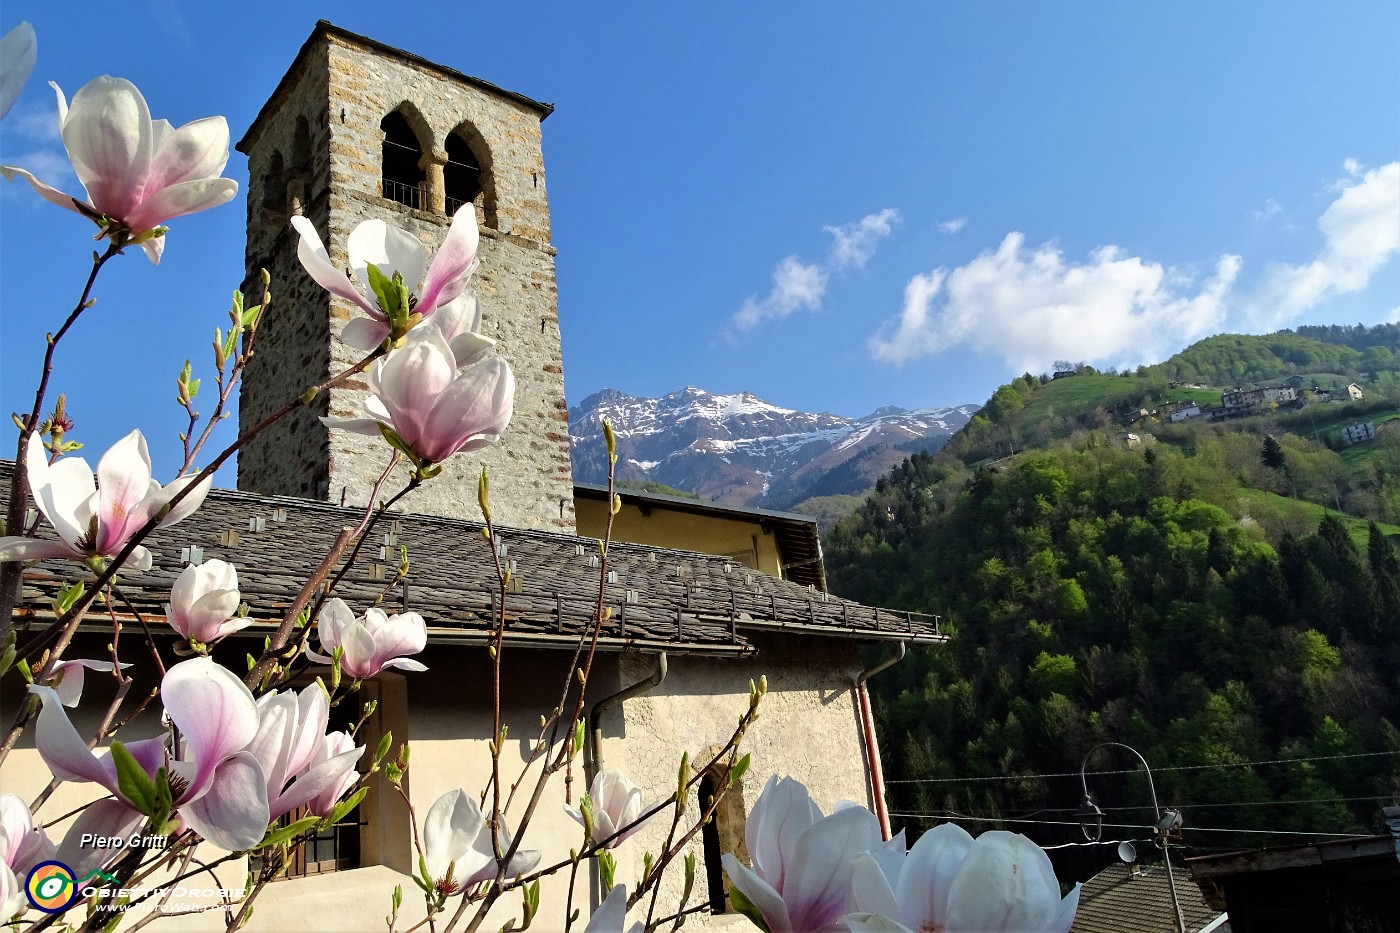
xmin=238 ymin=42 xmax=335 ymax=500
xmin=239 ymin=30 xmax=574 ymax=531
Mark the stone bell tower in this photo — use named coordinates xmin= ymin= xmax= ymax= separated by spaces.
xmin=235 ymin=21 xmax=575 ymax=532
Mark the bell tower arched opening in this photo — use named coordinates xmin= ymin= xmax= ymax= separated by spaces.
xmin=380 ymin=109 xmax=426 ymax=210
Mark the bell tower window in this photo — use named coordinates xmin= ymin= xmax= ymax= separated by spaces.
xmin=381 ymin=110 xmax=426 ymax=210
xmin=444 ymin=132 xmax=482 ymax=217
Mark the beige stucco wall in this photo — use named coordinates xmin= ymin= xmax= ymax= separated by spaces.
xmin=601 ymin=635 xmax=872 ymax=925
xmin=574 ymin=498 xmax=785 ymax=578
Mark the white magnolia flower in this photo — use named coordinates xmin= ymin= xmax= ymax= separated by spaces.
xmin=1 ymin=76 xmax=236 ymax=261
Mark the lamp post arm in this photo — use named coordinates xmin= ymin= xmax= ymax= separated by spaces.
xmin=1080 ymin=741 xmax=1163 ymax=820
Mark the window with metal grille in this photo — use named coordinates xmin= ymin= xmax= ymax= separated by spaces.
xmin=381 ymin=111 xmax=426 ymax=210
xmin=444 ymin=132 xmax=482 ymax=218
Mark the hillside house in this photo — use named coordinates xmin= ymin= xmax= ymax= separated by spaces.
xmin=1117 ymin=432 xmax=1143 ymax=449
xmin=1342 ymin=422 xmax=1377 ymax=445
xmin=1188 ymin=809 xmax=1400 ymax=933
xmin=1347 ymin=383 xmax=1365 ymax=400
xmin=1158 ymin=401 xmax=1202 ymax=423
xmin=1263 ymin=385 xmax=1299 ymax=405
xmin=4 ymin=23 xmax=946 ymax=931
xmin=1222 ymin=387 xmax=1266 ymax=412
xmin=1069 ymin=863 xmax=1226 ymax=933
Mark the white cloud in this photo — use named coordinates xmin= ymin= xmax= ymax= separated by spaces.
xmin=730 ymin=256 xmax=829 ymax=333
xmin=1250 ymin=198 xmax=1282 ymax=222
xmin=938 ymin=217 xmax=967 ymax=234
xmin=1243 ymin=161 xmax=1399 ymax=328
xmin=1388 ymin=305 xmax=1400 ymax=324
xmin=868 ymin=232 xmax=1241 ymax=372
xmin=0 ymin=99 xmax=75 ymax=204
xmin=729 ymin=209 xmax=898 ymax=334
xmin=823 ymin=208 xmax=900 ymax=269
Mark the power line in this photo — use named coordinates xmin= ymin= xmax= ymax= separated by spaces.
xmin=923 ymin=794 xmax=1396 ymax=819
xmin=885 ymin=749 xmax=1400 ymax=785
xmin=889 ymin=812 xmax=1379 ymax=839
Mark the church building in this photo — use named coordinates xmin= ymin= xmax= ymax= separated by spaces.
xmin=7 ymin=22 xmax=945 ymax=930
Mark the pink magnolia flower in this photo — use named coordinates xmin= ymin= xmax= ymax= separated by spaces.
xmin=460 ymin=811 xmax=539 ymax=887
xmin=29 ymin=657 xmax=270 ymax=852
xmin=432 ymin=289 xmax=496 ymax=368
xmin=50 ymin=658 xmax=130 ymax=707
xmin=306 ymin=598 xmax=427 ymax=679
xmin=321 ymin=325 xmax=514 ymax=466
xmin=292 ymin=208 xmax=479 ymax=350
xmin=306 ymin=731 xmax=361 ymax=818
xmin=846 ymin=824 xmax=1080 ymax=933
xmin=0 ymin=863 xmax=22 ymax=923
xmin=166 ymin=558 xmax=250 ymax=643
xmin=0 ymin=22 xmax=36 ymax=120
xmin=722 ymin=775 xmax=882 ymax=933
xmin=0 ymin=430 xmax=210 ymax=572
xmin=0 ymin=793 xmax=55 ymax=877
xmin=55 ymin=800 xmax=144 ymax=877
xmin=0 ymin=76 xmax=236 ymax=262
xmin=422 ymin=789 xmax=490 ymax=895
xmin=584 ymin=884 xmax=631 ymax=933
xmin=566 ymin=769 xmax=647 ymax=847
xmin=420 ymin=789 xmax=542 ymax=896
xmin=244 ymin=683 xmax=362 ymax=821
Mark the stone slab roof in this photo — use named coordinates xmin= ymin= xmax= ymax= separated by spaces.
xmin=1070 ymin=863 xmax=1227 ymax=933
xmin=237 ymin=21 xmax=555 ymax=154
xmin=5 ymin=464 xmax=945 ymax=656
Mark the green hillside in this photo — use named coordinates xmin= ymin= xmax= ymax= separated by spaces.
xmin=822 ymin=324 xmax=1400 ymax=877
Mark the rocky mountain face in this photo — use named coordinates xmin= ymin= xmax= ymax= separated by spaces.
xmin=568 ymin=387 xmax=978 ymax=509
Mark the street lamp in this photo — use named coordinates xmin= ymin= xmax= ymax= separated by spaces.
xmin=1077 ymin=742 xmax=1187 ymax=933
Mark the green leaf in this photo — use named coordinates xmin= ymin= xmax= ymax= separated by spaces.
xmin=579 ymin=794 xmax=595 ymax=843
xmin=256 ymin=816 xmax=320 ymax=850
xmin=676 ymin=751 xmax=690 ymax=814
xmin=364 ymin=263 xmax=403 ymax=322
xmin=729 ymin=753 xmax=751 ymax=789
xmin=598 ymin=849 xmax=617 ymax=892
xmin=54 ymin=581 xmax=86 ymax=615
xmin=728 ymin=886 xmax=770 ymax=932
xmin=521 ymin=879 xmax=540 ymax=931
xmin=111 ymin=741 xmax=158 ymax=815
xmin=325 ymin=787 xmax=368 ymax=827
xmin=241 ymin=304 xmax=262 ymax=328
xmin=681 ymin=851 xmax=697 ymax=906
xmin=375 ymin=731 xmax=394 ymax=766
xmin=571 ymin=720 xmax=585 ymax=760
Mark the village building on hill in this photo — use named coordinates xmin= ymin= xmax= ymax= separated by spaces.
xmin=4 ymin=22 xmax=946 ymax=930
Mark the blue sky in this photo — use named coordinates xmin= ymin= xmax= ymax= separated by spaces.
xmin=1 ymin=2 xmax=1397 ymax=482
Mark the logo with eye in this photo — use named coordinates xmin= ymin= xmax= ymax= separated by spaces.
xmin=25 ymin=861 xmax=79 ymax=913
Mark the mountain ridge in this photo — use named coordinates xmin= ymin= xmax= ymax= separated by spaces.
xmin=568 ymin=387 xmax=978 ymax=509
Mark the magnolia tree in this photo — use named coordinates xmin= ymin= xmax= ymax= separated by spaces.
xmin=0 ymin=23 xmax=1079 ymax=933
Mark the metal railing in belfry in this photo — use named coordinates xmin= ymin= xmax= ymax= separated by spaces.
xmin=382 ymin=177 xmax=425 ymax=210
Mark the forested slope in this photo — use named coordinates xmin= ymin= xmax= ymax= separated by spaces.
xmin=826 ymin=326 xmax=1400 ymax=876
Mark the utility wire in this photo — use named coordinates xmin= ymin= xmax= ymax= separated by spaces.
xmin=885 ymin=749 xmax=1400 ymax=784
xmin=888 ymin=812 xmax=1379 ymax=839
xmin=918 ymin=794 xmax=1396 ymax=819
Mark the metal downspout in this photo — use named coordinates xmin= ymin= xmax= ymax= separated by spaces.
xmin=584 ymin=652 xmax=668 ymax=906
xmin=855 ymin=641 xmax=905 ymax=841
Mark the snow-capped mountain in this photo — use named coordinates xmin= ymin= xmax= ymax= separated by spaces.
xmin=569 ymin=387 xmax=978 ymax=508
